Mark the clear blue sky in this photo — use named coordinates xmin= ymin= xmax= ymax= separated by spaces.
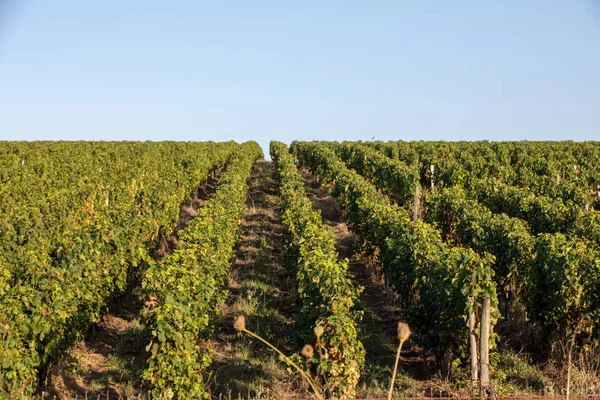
xmin=1 ymin=1 xmax=599 ymax=155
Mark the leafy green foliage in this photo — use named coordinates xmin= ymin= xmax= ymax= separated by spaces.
xmin=525 ymin=234 xmax=600 ymax=339
xmin=424 ymin=187 xmax=600 ymax=345
xmin=291 ymin=141 xmax=498 ymax=368
xmin=368 ymin=140 xmax=600 ymax=208
xmin=424 ymin=187 xmax=534 ymax=299
xmin=341 ymin=140 xmax=600 ymax=353
xmin=271 ymin=141 xmax=364 ymax=399
xmin=334 ymin=140 xmax=600 ymax=355
xmin=0 ymin=141 xmax=237 ymax=396
xmin=141 ymin=142 xmax=263 ymax=399
xmin=334 ymin=142 xmax=420 ymax=208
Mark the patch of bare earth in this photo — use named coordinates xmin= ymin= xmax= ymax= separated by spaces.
xmin=209 ymin=161 xmax=310 ymax=399
xmin=45 ymin=169 xmax=223 ymax=399
xmin=45 ymin=310 xmax=146 ymax=399
xmin=299 ymin=168 xmax=448 ymax=399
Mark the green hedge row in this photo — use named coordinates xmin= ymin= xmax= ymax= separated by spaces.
xmin=270 ymin=141 xmax=364 ymax=399
xmin=334 ymin=142 xmax=420 ymax=209
xmin=141 ymin=141 xmax=263 ymax=399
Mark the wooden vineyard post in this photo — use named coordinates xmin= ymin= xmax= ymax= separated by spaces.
xmin=479 ymin=297 xmax=491 ymax=396
xmin=567 ymin=337 xmax=573 ymax=400
xmin=413 ymin=184 xmax=420 ymax=222
xmin=430 ymin=165 xmax=435 ymax=189
xmin=504 ymin=291 xmax=511 ymax=322
xmin=469 ymin=297 xmax=478 ymax=388
xmin=567 ymin=318 xmax=584 ymax=400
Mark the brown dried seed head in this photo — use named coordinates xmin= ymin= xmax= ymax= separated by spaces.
xmin=233 ymin=315 xmax=246 ymax=331
xmin=301 ymin=344 xmax=314 ymax=359
xmin=314 ymin=325 xmax=325 ymax=339
xmin=279 ymin=354 xmax=287 ymax=363
xmin=397 ymin=322 xmax=411 ymax=343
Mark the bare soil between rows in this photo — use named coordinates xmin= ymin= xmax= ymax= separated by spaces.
xmin=209 ymin=160 xmax=308 ymax=399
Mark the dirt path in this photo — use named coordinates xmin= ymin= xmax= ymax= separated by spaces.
xmin=209 ymin=161 xmax=306 ymax=399
xmin=45 ymin=169 xmax=223 ymax=399
xmin=299 ymin=168 xmax=438 ymax=398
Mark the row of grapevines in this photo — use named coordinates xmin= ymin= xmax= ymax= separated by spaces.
xmin=347 ymin=140 xmax=599 ymax=349
xmin=351 ymin=141 xmax=599 ymax=249
xmin=141 ymin=141 xmax=263 ymax=399
xmin=496 ymin=141 xmax=600 ymax=189
xmin=291 ymin=141 xmax=498 ymax=367
xmin=424 ymin=187 xmax=600 ymax=342
xmin=385 ymin=140 xmax=600 ymax=185
xmin=339 ymin=141 xmax=600 ymax=344
xmin=0 ymin=142 xmax=236 ymax=295
xmin=365 ymin=141 xmax=514 ymax=187
xmin=467 ymin=178 xmax=600 ymax=248
xmin=0 ymin=141 xmax=237 ymax=396
xmin=467 ymin=142 xmax=598 ymax=208
xmin=270 ymin=141 xmax=364 ymax=399
xmin=333 ymin=142 xmax=419 ymax=209
xmin=366 ymin=140 xmax=599 ymax=209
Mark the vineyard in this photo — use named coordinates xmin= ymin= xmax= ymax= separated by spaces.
xmin=0 ymin=140 xmax=599 ymax=399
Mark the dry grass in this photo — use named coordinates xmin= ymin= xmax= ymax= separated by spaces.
xmin=209 ymin=161 xmax=310 ymax=399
